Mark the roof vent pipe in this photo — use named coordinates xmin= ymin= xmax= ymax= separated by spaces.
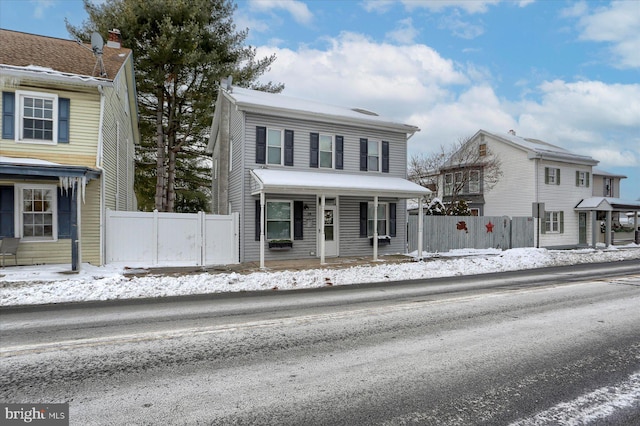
xmin=508 ymin=129 xmax=516 ymax=136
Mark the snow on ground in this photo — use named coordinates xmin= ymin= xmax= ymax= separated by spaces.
xmin=0 ymin=246 xmax=638 ymax=307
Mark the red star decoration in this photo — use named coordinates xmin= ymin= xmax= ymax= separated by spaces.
xmin=486 ymin=222 xmax=494 ymax=233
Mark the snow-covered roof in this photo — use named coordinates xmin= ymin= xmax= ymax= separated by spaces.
xmin=480 ymin=130 xmax=598 ymax=166
xmin=575 ymin=197 xmax=640 ymax=211
xmin=0 ymin=156 xmax=101 ymax=179
xmin=251 ymin=168 xmax=430 ymax=198
xmin=226 ymin=86 xmax=420 ymax=134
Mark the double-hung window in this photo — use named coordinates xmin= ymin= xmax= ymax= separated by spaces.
xmin=319 ymin=134 xmax=333 ymax=168
xmin=368 ymin=140 xmax=379 ymax=171
xmin=267 ymin=129 xmax=283 ymax=165
xmin=544 ymin=211 xmax=563 ymax=233
xmin=576 ymin=171 xmax=589 ymax=187
xmin=17 ymin=91 xmax=58 ymax=144
xmin=367 ymin=203 xmax=387 ymax=237
xmin=266 ymin=201 xmax=292 ymax=240
xmin=16 ymin=184 xmax=57 ymax=240
xmin=469 ymin=170 xmax=480 ymax=194
xmin=444 ymin=173 xmax=453 ymax=196
xmin=545 ymin=167 xmax=560 ymax=185
xmin=454 ymin=171 xmax=463 ymax=193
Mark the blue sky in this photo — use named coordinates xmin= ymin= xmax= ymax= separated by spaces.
xmin=1 ymin=0 xmax=638 ymax=199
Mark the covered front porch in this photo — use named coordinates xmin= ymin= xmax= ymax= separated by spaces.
xmin=250 ymin=169 xmax=431 ymax=268
xmin=574 ymin=197 xmax=640 ymax=247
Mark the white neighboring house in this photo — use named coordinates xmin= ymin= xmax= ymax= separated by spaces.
xmin=440 ymin=129 xmax=604 ymax=249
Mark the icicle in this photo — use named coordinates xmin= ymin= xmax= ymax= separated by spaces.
xmin=58 ymin=176 xmax=88 ymax=203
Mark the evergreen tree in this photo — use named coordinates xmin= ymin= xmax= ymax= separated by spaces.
xmin=450 ymin=199 xmax=471 ymax=216
xmin=68 ymin=0 xmax=283 ymax=212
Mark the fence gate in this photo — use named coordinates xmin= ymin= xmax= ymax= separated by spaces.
xmin=407 ymin=215 xmax=534 ymax=253
xmin=106 ymin=209 xmax=239 ymax=266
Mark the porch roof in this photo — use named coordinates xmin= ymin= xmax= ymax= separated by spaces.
xmin=251 ymin=169 xmax=430 ymax=199
xmin=574 ymin=197 xmax=640 ymax=212
xmin=0 ymin=156 xmax=101 ymax=180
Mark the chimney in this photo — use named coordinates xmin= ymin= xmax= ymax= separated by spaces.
xmin=107 ymin=29 xmax=121 ymax=48
xmin=508 ymin=129 xmax=516 ymax=136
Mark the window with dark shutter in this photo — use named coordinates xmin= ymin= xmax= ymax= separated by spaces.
xmin=294 ymin=201 xmax=303 ymax=240
xmin=360 ymin=139 xmax=368 ymax=171
xmin=284 ymin=129 xmax=294 ymax=166
xmin=255 ymin=199 xmax=261 ymax=241
xmin=57 ymin=188 xmax=72 ymax=239
xmin=359 ymin=202 xmax=368 ymax=237
xmin=256 ymin=126 xmax=266 ymax=164
xmin=58 ymin=98 xmax=70 ymax=143
xmin=0 ymin=186 xmax=15 ymax=238
xmin=335 ymin=136 xmax=344 ymax=170
xmin=2 ymin=92 xmax=15 ymax=140
xmin=310 ymin=133 xmax=319 ymax=168
xmin=382 ymin=141 xmax=389 ymax=173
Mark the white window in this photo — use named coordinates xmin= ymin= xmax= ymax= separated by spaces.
xmin=576 ymin=171 xmax=589 ymax=187
xmin=545 ymin=211 xmax=562 ymax=233
xmin=266 ymin=200 xmax=292 ymax=240
xmin=604 ymin=178 xmax=612 ymax=196
xmin=469 ymin=170 xmax=480 ymax=194
xmin=545 ymin=167 xmax=560 ymax=185
xmin=454 ymin=171 xmax=463 ymax=193
xmin=267 ymin=129 xmax=283 ymax=165
xmin=368 ymin=140 xmax=379 ymax=171
xmin=470 ymin=208 xmax=480 ymax=216
xmin=367 ymin=202 xmax=388 ymax=237
xmin=319 ymin=134 xmax=333 ymax=168
xmin=15 ymin=184 xmax=58 ymax=241
xmin=444 ymin=173 xmax=453 ymax=196
xmin=16 ymin=90 xmax=58 ymax=144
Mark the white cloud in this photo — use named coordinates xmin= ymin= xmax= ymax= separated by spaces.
xmin=32 ymin=0 xmax=54 ymax=19
xmin=248 ymin=0 xmax=313 ymax=25
xmin=386 ymin=18 xmax=419 ymax=44
xmin=400 ymin=0 xmax=501 ymax=14
xmin=574 ymin=1 xmax=640 ymax=68
xmin=439 ymin=11 xmax=485 ymax=39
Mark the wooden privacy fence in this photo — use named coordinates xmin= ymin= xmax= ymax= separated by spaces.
xmin=407 ymin=215 xmax=534 ymax=254
xmin=106 ymin=209 xmax=239 ymax=266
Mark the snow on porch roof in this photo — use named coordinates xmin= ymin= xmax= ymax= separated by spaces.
xmin=251 ymin=169 xmax=431 ymax=198
xmin=575 ymin=197 xmax=640 ymax=212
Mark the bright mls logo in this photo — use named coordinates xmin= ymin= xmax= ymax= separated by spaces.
xmin=1 ymin=403 xmax=68 ymax=425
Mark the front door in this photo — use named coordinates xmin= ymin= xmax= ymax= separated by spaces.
xmin=579 ymin=212 xmax=587 ymax=245
xmin=321 ymin=205 xmax=338 ymax=257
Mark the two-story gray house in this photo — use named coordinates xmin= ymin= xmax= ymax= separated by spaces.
xmin=207 ymin=80 xmax=429 ymax=266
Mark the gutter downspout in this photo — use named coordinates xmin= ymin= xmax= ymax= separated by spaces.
xmin=535 ymin=157 xmax=540 ymax=248
xmin=97 ymin=85 xmax=106 ymax=265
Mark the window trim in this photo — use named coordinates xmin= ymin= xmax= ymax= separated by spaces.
xmin=15 ymin=90 xmax=59 ymax=145
xmin=368 ymin=140 xmax=380 ymax=172
xmin=266 ymin=128 xmax=284 ymax=166
xmin=265 ymin=200 xmax=293 ymax=241
xmin=545 ymin=167 xmax=560 ymax=185
xmin=318 ymin=134 xmax=334 ymax=169
xmin=544 ymin=211 xmax=563 ymax=234
xmin=367 ymin=202 xmax=388 ymax=237
xmin=14 ymin=183 xmax=58 ymax=241
xmin=444 ymin=173 xmax=453 ymax=196
xmin=469 ymin=170 xmax=480 ymax=194
xmin=479 ymin=143 xmax=487 ymax=157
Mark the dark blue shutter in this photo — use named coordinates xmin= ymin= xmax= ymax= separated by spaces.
xmin=2 ymin=92 xmax=15 ymax=140
xmin=255 ymin=199 xmax=261 ymax=241
xmin=294 ymin=201 xmax=303 ymax=240
xmin=359 ymin=202 xmax=368 ymax=237
xmin=360 ymin=139 xmax=368 ymax=171
xmin=382 ymin=141 xmax=389 ymax=173
xmin=58 ymin=98 xmax=70 ymax=143
xmin=284 ymin=129 xmax=294 ymax=166
xmin=0 ymin=186 xmax=15 ymax=238
xmin=256 ymin=126 xmax=266 ymax=164
xmin=389 ymin=203 xmax=396 ymax=237
xmin=310 ymin=133 xmax=319 ymax=168
xmin=335 ymin=136 xmax=344 ymax=170
xmin=57 ymin=188 xmax=72 ymax=239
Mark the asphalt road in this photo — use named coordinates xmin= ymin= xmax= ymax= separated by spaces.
xmin=1 ymin=260 xmax=639 ymax=425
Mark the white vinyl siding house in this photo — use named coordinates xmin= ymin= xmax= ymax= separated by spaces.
xmin=207 ymin=82 xmax=428 ymax=265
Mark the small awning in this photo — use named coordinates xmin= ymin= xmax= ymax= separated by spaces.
xmin=0 ymin=156 xmax=101 ymax=180
xmin=251 ymin=168 xmax=431 ymax=198
xmin=575 ymin=197 xmax=640 ymax=212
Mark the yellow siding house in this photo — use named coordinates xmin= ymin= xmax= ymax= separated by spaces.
xmin=0 ymin=29 xmax=139 ymax=268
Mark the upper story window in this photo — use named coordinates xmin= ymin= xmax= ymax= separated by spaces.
xmin=479 ymin=143 xmax=487 ymax=157
xmin=444 ymin=173 xmax=453 ymax=196
xmin=604 ymin=178 xmax=613 ymax=197
xmin=267 ymin=129 xmax=283 ymax=165
xmin=2 ymin=91 xmax=70 ymax=144
xmin=576 ymin=171 xmax=590 ymax=188
xmin=469 ymin=170 xmax=480 ymax=193
xmin=545 ymin=167 xmax=560 ymax=185
xmin=360 ymin=138 xmax=389 ymax=173
xmin=319 ymin=135 xmax=333 ymax=168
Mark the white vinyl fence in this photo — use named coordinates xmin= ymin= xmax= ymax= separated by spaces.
xmin=407 ymin=215 xmax=534 ymax=253
xmin=106 ymin=209 xmax=239 ymax=266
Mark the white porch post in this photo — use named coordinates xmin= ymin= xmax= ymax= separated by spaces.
xmin=417 ymin=198 xmax=423 ymax=260
xmin=320 ymin=194 xmax=326 ymax=265
xmin=77 ymin=185 xmax=82 ymax=271
xmin=605 ymin=210 xmax=612 ymax=247
xmin=373 ymin=195 xmax=378 ymax=261
xmin=260 ymin=192 xmax=265 ymax=269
